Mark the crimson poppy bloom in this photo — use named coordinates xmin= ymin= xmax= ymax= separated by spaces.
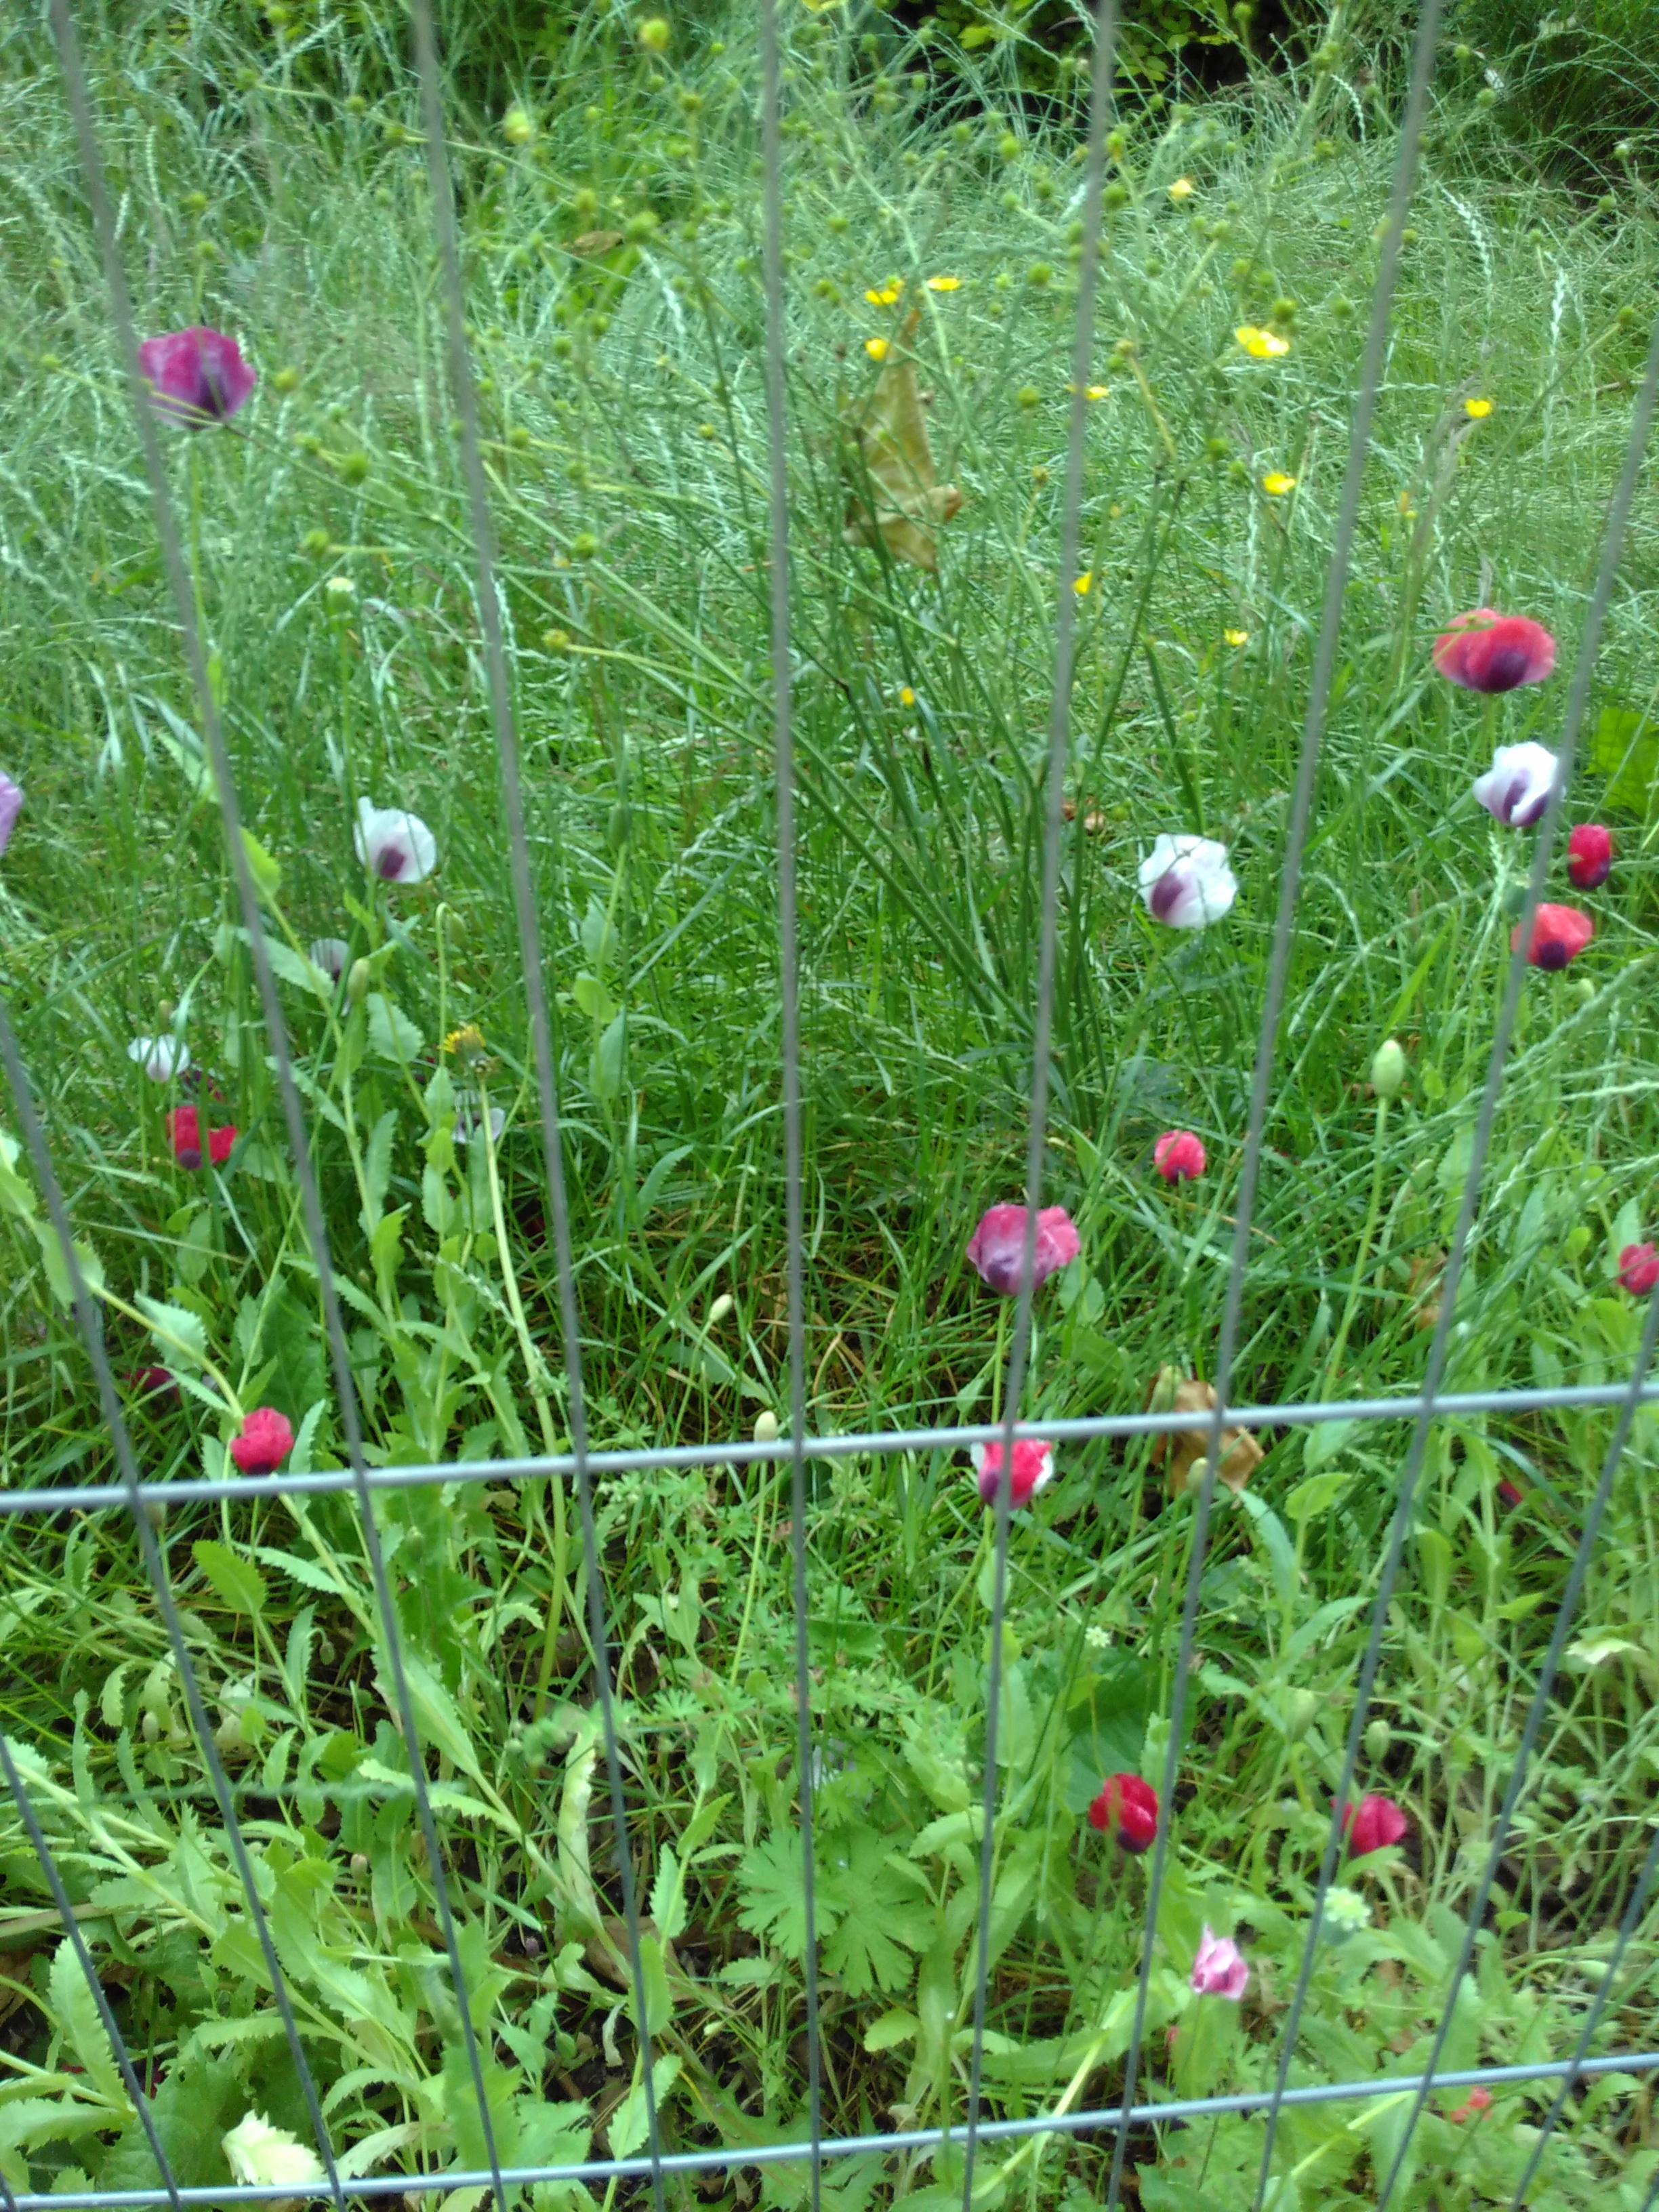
xmin=1153 ymin=1130 xmax=1206 ymax=1183
xmin=1431 ymin=609 xmax=1556 ymax=693
xmin=1511 ymin=903 xmax=1593 ymax=970
xmin=230 ymin=1408 xmax=295 ymax=1475
xmin=1340 ymin=1791 xmax=1409 ymax=1857
xmin=137 ymin=327 xmax=258 ymax=427
xmin=1088 ymin=1771 xmax=1158 ymax=1852
xmin=972 ymin=1437 xmax=1054 ymax=1509
xmin=1567 ymin=823 xmax=1613 ymax=890
xmin=965 ymin=1204 xmax=1080 ymax=1296
xmin=1618 ymin=1242 xmax=1659 ymax=1297
xmin=168 ymin=1105 xmax=237 ymax=1170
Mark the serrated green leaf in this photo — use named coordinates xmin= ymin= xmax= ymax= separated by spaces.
xmin=239 ymin=827 xmax=282 ymax=906
xmin=367 ymin=992 xmax=422 ymax=1065
xmin=571 ymin=970 xmax=618 ymax=1024
xmin=608 ymin=2053 xmax=680 ymax=2162
xmin=134 ymin=1292 xmax=210 ymax=1370
xmin=192 ymin=1539 xmax=268 ymax=1615
xmin=49 ymin=1938 xmax=129 ymax=2109
xmin=32 ymin=1216 xmax=105 ymax=1310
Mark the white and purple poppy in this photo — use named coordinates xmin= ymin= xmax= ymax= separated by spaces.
xmin=306 ymin=937 xmax=351 ymax=984
xmin=1473 ymin=742 xmax=1557 ymax=830
xmin=1190 ymin=1925 xmax=1248 ymax=1999
xmin=0 ymin=773 xmax=21 ymax=857
xmin=453 ymin=1094 xmax=507 ymax=1147
xmin=354 ymin=800 xmax=437 ymax=884
xmin=1138 ymin=834 xmax=1237 ymax=930
xmin=127 ymin=1036 xmax=191 ymax=1082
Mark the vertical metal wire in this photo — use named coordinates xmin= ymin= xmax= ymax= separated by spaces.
xmin=1251 ymin=301 xmax=1659 ymax=2207
xmin=0 ymin=1007 xmax=348 ymax=2212
xmin=756 ymin=0 xmax=824 ymax=2200
xmin=1102 ymin=10 xmax=1446 ymax=2207
xmin=958 ymin=7 xmax=1118 ymax=2207
xmin=404 ymin=5 xmax=668 ymax=2205
xmin=46 ymin=7 xmax=512 ymax=2205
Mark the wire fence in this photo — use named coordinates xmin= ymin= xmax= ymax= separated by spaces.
xmin=4 ymin=1 xmax=1659 ymax=2206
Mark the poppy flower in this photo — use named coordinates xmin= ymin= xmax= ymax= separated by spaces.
xmin=134 ymin=1366 xmax=179 ymax=1401
xmin=1447 ymin=2087 xmax=1493 ymax=2123
xmin=1567 ymin=823 xmax=1613 ymax=890
xmin=1153 ymin=1130 xmax=1206 ymax=1183
xmin=1189 ymin=1924 xmax=1248 ymax=1999
xmin=1138 ymin=834 xmax=1237 ymax=929
xmin=128 ymin=1036 xmax=191 ymax=1082
xmin=965 ymin=1204 xmax=1080 ymax=1296
xmin=168 ymin=1105 xmax=237 ymax=1171
xmin=1618 ymin=1242 xmax=1659 ymax=1296
xmin=1473 ymin=742 xmax=1558 ymax=829
xmin=1511 ymin=903 xmax=1593 ymax=969
xmin=0 ymin=773 xmax=20 ymax=857
xmin=972 ymin=1437 xmax=1055 ymax=1509
xmin=1088 ymin=1771 xmax=1158 ymax=1853
xmin=307 ymin=937 xmax=351 ymax=983
xmin=136 ymin=327 xmax=258 ymax=428
xmin=354 ymin=800 xmax=437 ymax=884
xmin=1340 ymin=1791 xmax=1409 ymax=1858
xmin=1432 ymin=609 xmax=1556 ymax=693
xmin=230 ymin=1408 xmax=295 ymax=1475
xmin=452 ymin=1094 xmax=507 ymax=1147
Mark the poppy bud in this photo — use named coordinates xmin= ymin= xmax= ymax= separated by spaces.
xmin=347 ymin=958 xmax=371 ymax=1006
xmin=1153 ymin=1130 xmax=1206 ymax=1183
xmin=1369 ymin=1038 xmax=1406 ymax=1100
xmin=1566 ymin=823 xmax=1613 ymax=890
xmin=1340 ymin=1790 xmax=1409 ymax=1858
xmin=708 ymin=1294 xmax=734 ymax=1326
xmin=1364 ymin=1717 xmax=1391 ymax=1761
xmin=1282 ymin=1688 xmax=1319 ymax=1741
xmin=1088 ymin=1771 xmax=1158 ymax=1852
xmin=1617 ymin=1242 xmax=1659 ymax=1297
xmin=231 ymin=1408 xmax=295 ymax=1475
xmin=753 ymin=1409 xmax=781 ymax=1444
xmin=965 ymin=1204 xmax=1080 ymax=1296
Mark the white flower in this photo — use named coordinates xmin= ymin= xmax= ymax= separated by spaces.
xmin=354 ymin=799 xmax=437 ymax=885
xmin=1320 ymin=1885 xmax=1373 ymax=1945
xmin=127 ymin=1036 xmax=190 ymax=1082
xmin=452 ymin=1092 xmax=506 ymax=1147
xmin=1138 ymin=834 xmax=1237 ymax=929
xmin=306 ymin=937 xmax=351 ymax=983
xmin=222 ymin=2111 xmax=325 ymax=2207
xmin=325 ymin=574 xmax=356 ymax=602
xmin=1473 ymin=741 xmax=1557 ymax=829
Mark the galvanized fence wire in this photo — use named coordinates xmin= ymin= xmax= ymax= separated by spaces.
xmin=3 ymin=2 xmax=1657 ymax=2208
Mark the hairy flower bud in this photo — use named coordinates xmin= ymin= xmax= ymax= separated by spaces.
xmin=1370 ymin=1038 xmax=1406 ymax=1100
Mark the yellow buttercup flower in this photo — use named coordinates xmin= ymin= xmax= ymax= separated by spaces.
xmin=1225 ymin=628 xmax=1249 ymax=646
xmin=899 ymin=686 xmax=916 ymax=706
xmin=1067 ymin=381 xmax=1112 ymax=400
xmin=1235 ymin=325 xmax=1291 ymax=359
xmin=1464 ymin=395 xmax=1493 ymax=419
xmin=925 ymin=274 xmax=962 ymax=293
xmin=1262 ymin=471 xmax=1297 ymax=496
xmin=1073 ymin=571 xmax=1094 ymax=596
xmin=865 ymin=277 xmax=905 ymax=306
xmin=1168 ymin=176 xmax=1196 ymax=201
xmin=865 ymin=337 xmax=890 ymax=362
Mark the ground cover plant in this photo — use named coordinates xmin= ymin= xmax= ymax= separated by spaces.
xmin=2 ymin=1 xmax=1659 ymax=2207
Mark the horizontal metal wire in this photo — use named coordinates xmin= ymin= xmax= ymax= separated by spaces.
xmin=12 ymin=2049 xmax=1656 ymax=2209
xmin=6 ymin=1377 xmax=1652 ymax=1516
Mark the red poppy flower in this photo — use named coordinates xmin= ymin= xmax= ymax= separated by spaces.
xmin=1510 ymin=903 xmax=1593 ymax=970
xmin=972 ymin=1438 xmax=1055 ymax=1508
xmin=167 ymin=1105 xmax=238 ymax=1170
xmin=1448 ymin=2087 xmax=1492 ymax=2123
xmin=1153 ymin=1130 xmax=1206 ymax=1183
xmin=965 ymin=1204 xmax=1080 ymax=1296
xmin=1567 ymin=823 xmax=1613 ymax=890
xmin=1340 ymin=1791 xmax=1409 ymax=1857
xmin=137 ymin=326 xmax=257 ymax=428
xmin=1088 ymin=1771 xmax=1158 ymax=1853
xmin=134 ymin=1366 xmax=179 ymax=1401
xmin=1618 ymin=1242 xmax=1659 ymax=1297
xmin=230 ymin=1408 xmax=295 ymax=1475
xmin=1431 ymin=609 xmax=1556 ymax=693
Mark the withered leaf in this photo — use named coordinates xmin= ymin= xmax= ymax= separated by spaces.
xmin=1149 ymin=1370 xmax=1265 ymax=1497
xmin=570 ymin=229 xmax=624 ymax=257
xmin=842 ymin=308 xmax=962 ymax=573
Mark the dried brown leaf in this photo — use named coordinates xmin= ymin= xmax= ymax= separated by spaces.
xmin=1149 ymin=1372 xmax=1265 ymax=1496
xmin=842 ymin=308 xmax=962 ymax=572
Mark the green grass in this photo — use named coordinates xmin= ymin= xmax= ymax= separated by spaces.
xmin=3 ymin=4 xmax=1659 ymax=2207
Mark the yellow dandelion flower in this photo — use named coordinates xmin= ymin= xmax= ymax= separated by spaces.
xmin=1066 ymin=381 xmax=1112 ymax=401
xmin=443 ymin=1023 xmax=485 ymax=1061
xmin=864 ymin=337 xmax=890 ymax=362
xmin=1262 ymin=471 xmax=1297 ymax=496
xmin=1168 ymin=176 xmax=1196 ymax=201
xmin=925 ymin=274 xmax=962 ymax=293
xmin=1235 ymin=325 xmax=1291 ymax=359
xmin=1464 ymin=395 xmax=1493 ymax=419
xmin=1225 ymin=628 xmax=1249 ymax=646
xmin=864 ymin=277 xmax=905 ymax=306
xmin=1073 ymin=571 xmax=1094 ymax=596
xmin=899 ymin=686 xmax=916 ymax=706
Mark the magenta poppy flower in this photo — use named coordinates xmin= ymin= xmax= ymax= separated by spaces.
xmin=1153 ymin=1130 xmax=1206 ymax=1183
xmin=230 ymin=1407 xmax=295 ymax=1474
xmin=1189 ymin=1924 xmax=1248 ymax=1999
xmin=137 ymin=326 xmax=258 ymax=428
xmin=1088 ymin=1771 xmax=1158 ymax=1853
xmin=965 ymin=1204 xmax=1080 ymax=1296
xmin=168 ymin=1105 xmax=237 ymax=1170
xmin=1340 ymin=1791 xmax=1409 ymax=1858
xmin=1618 ymin=1242 xmax=1659 ymax=1297
xmin=1511 ymin=903 xmax=1593 ymax=970
xmin=972 ymin=1437 xmax=1055 ymax=1509
xmin=1431 ymin=609 xmax=1556 ymax=693
xmin=0 ymin=773 xmax=20 ymax=857
xmin=1567 ymin=823 xmax=1613 ymax=890
xmin=134 ymin=1366 xmax=179 ymax=1401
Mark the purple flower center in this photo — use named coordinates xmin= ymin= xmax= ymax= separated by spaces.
xmin=1149 ymin=865 xmax=1188 ymax=922
xmin=1476 ymin=640 xmax=1532 ymax=692
xmin=1535 ymin=937 xmax=1570 ymax=970
xmin=376 ymin=844 xmax=407 ymax=880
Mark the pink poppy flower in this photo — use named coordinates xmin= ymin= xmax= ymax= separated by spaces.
xmin=1618 ymin=1242 xmax=1659 ymax=1297
xmin=1340 ymin=1791 xmax=1409 ymax=1858
xmin=230 ymin=1408 xmax=295 ymax=1475
xmin=1511 ymin=903 xmax=1593 ymax=970
xmin=965 ymin=1204 xmax=1080 ymax=1296
xmin=1153 ymin=1130 xmax=1206 ymax=1183
xmin=1088 ymin=1771 xmax=1158 ymax=1853
xmin=168 ymin=1105 xmax=237 ymax=1170
xmin=972 ymin=1437 xmax=1055 ymax=1509
xmin=1567 ymin=823 xmax=1613 ymax=890
xmin=1189 ymin=1924 xmax=1248 ymax=1999
xmin=1448 ymin=2087 xmax=1493 ymax=2123
xmin=1431 ymin=609 xmax=1556 ymax=693
xmin=137 ymin=327 xmax=258 ymax=428
xmin=0 ymin=773 xmax=20 ymax=857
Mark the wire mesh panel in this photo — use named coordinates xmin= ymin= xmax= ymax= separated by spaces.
xmin=3 ymin=0 xmax=1659 ymax=2207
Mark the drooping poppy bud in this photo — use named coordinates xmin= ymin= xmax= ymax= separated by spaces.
xmin=1567 ymin=823 xmax=1613 ymax=890
xmin=1189 ymin=1924 xmax=1248 ymax=1999
xmin=1473 ymin=741 xmax=1558 ymax=829
xmin=1369 ymin=1038 xmax=1406 ymax=1099
xmin=972 ymin=1437 xmax=1055 ymax=1509
xmin=0 ymin=773 xmax=21 ymax=857
xmin=1340 ymin=1791 xmax=1409 ymax=1858
xmin=128 ymin=1036 xmax=191 ymax=1081
xmin=136 ymin=327 xmax=258 ymax=428
xmin=965 ymin=1204 xmax=1080 ymax=1296
xmin=1088 ymin=1771 xmax=1158 ymax=1852
xmin=1153 ymin=1130 xmax=1206 ymax=1183
xmin=1511 ymin=903 xmax=1593 ymax=970
xmin=354 ymin=798 xmax=438 ymax=884
xmin=1617 ymin=1242 xmax=1659 ymax=1296
xmin=230 ymin=1408 xmax=295 ymax=1475
xmin=1138 ymin=834 xmax=1237 ymax=929
xmin=1431 ymin=609 xmax=1556 ymax=693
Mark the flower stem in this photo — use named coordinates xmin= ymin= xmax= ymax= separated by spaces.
xmin=1322 ymin=1096 xmax=1391 ymax=1388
